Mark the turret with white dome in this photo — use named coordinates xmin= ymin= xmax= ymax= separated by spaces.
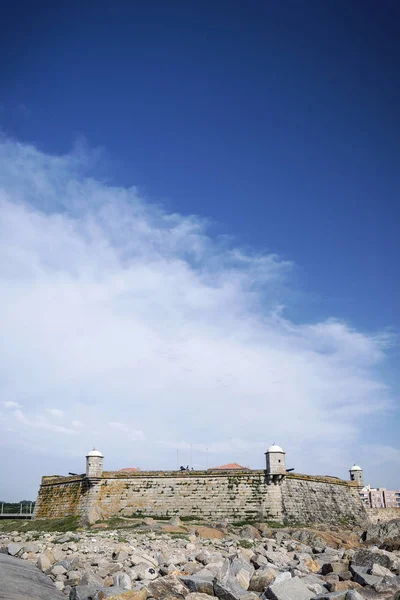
xmin=86 ymin=448 xmax=104 ymax=479
xmin=349 ymin=463 xmax=364 ymax=487
xmin=265 ymin=443 xmax=286 ymax=484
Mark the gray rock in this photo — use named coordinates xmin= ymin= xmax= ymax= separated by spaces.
xmin=7 ymin=542 xmax=23 ymax=556
xmin=69 ymin=586 xmax=99 ymax=600
xmin=370 ymin=562 xmax=394 ymax=577
xmin=350 ymin=565 xmax=382 ymax=587
xmin=373 ymin=575 xmax=400 ymax=595
xmin=235 ymin=568 xmax=251 ymax=590
xmin=169 ymin=515 xmax=183 ymax=526
xmin=36 ymin=553 xmax=52 ymax=572
xmin=80 ymin=569 xmax=104 ymax=588
xmin=321 ymin=560 xmax=349 ymax=575
xmin=113 ymin=572 xmax=132 ymax=589
xmin=364 ymin=518 xmax=400 ymax=542
xmin=133 ymin=562 xmax=158 ymax=580
xmin=273 ymin=572 xmax=292 ymax=585
xmin=239 ymin=526 xmax=262 ymax=541
xmin=214 ymin=559 xmax=248 ymax=600
xmin=264 ymin=550 xmax=291 ymax=568
xmin=231 ymin=556 xmax=254 ymax=577
xmin=352 ymin=548 xmax=398 ymax=571
xmin=147 ymin=574 xmax=190 ymax=598
xmin=312 ymin=592 xmax=348 ymax=600
xmin=180 ymin=575 xmax=214 ymax=595
xmin=265 ymin=575 xmax=314 ymax=600
xmin=249 ymin=566 xmax=278 ymax=592
xmin=345 ymin=592 xmax=366 ymax=600
xmin=0 ymin=553 xmax=65 ymax=600
xmin=67 ymin=569 xmax=83 ymax=585
xmin=52 ymin=564 xmax=68 ymax=576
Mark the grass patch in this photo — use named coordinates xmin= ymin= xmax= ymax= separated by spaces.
xmin=0 ymin=516 xmax=80 ymax=533
xmin=238 ymin=539 xmax=254 ymax=549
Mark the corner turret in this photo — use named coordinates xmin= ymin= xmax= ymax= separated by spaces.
xmin=265 ymin=443 xmax=286 ymax=484
xmin=349 ymin=463 xmax=364 ymax=487
xmin=86 ymin=448 xmax=104 ymax=479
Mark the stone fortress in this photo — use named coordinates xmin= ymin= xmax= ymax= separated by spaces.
xmin=33 ymin=445 xmax=368 ymax=526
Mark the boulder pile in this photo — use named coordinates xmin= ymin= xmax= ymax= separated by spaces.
xmin=1 ymin=518 xmax=400 ymax=600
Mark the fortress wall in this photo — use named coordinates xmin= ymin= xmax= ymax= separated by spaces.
xmin=281 ymin=475 xmax=366 ymax=525
xmin=366 ymin=508 xmax=400 ymax=524
xmin=84 ymin=471 xmax=272 ymax=523
xmin=33 ymin=470 xmax=367 ymax=525
xmin=33 ymin=476 xmax=89 ymax=519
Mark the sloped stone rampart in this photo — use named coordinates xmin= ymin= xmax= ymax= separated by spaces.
xmin=33 ymin=470 xmax=367 ymax=525
xmin=33 ymin=476 xmax=89 ymax=519
xmin=281 ymin=476 xmax=366 ymax=525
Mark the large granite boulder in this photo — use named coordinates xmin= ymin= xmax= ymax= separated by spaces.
xmin=0 ymin=553 xmax=65 ymax=600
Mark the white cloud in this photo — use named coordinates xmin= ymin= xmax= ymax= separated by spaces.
xmin=1 ymin=401 xmax=20 ymax=409
xmin=0 ymin=136 xmax=397 ymax=494
xmin=46 ymin=408 xmax=64 ymax=418
xmin=109 ymin=421 xmax=146 ymax=440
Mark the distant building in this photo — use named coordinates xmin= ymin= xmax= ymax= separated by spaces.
xmin=118 ymin=467 xmax=141 ymax=473
xmin=208 ymin=462 xmax=249 ymax=470
xmin=359 ymin=485 xmax=400 ymax=508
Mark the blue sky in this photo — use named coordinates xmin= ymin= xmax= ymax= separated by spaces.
xmin=0 ymin=1 xmax=399 ymax=499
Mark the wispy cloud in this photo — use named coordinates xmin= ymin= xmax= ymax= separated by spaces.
xmin=1 ymin=401 xmax=20 ymax=409
xmin=46 ymin=408 xmax=64 ymax=418
xmin=0 ymin=136 xmax=397 ymax=493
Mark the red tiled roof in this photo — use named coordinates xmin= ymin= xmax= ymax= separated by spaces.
xmin=119 ymin=467 xmax=140 ymax=472
xmin=209 ymin=462 xmax=249 ymax=470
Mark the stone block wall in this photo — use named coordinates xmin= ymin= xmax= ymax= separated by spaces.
xmin=33 ymin=476 xmax=89 ymax=519
xmin=281 ymin=474 xmax=366 ymax=525
xmin=81 ymin=471 xmax=270 ymax=523
xmin=366 ymin=508 xmax=400 ymax=524
xmin=33 ymin=470 xmax=367 ymax=525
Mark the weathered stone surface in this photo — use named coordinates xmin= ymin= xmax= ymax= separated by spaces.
xmin=364 ymin=518 xmax=400 ymax=541
xmin=106 ymin=590 xmax=147 ymax=600
xmin=113 ymin=573 xmax=132 ymax=589
xmin=7 ymin=542 xmax=24 ymax=556
xmin=147 ymin=575 xmax=190 ymax=599
xmin=345 ymin=592 xmax=365 ymax=600
xmin=179 ymin=575 xmax=214 ymax=595
xmin=350 ymin=565 xmax=383 ymax=587
xmin=239 ymin=526 xmax=262 ymax=541
xmin=325 ymin=580 xmax=362 ymax=593
xmin=352 ymin=548 xmax=398 ymax=571
xmin=214 ymin=559 xmax=248 ymax=600
xmin=321 ymin=560 xmax=350 ymax=575
xmin=265 ymin=575 xmax=315 ymax=600
xmin=0 ymin=553 xmax=65 ymax=600
xmin=34 ymin=464 xmax=367 ymax=525
xmin=370 ymin=563 xmax=394 ymax=578
xmin=36 ymin=553 xmax=52 ymax=572
xmin=132 ymin=563 xmax=158 ymax=581
xmin=248 ymin=565 xmax=280 ymax=593
xmin=81 ymin=569 xmax=104 ymax=587
xmin=312 ymin=592 xmax=348 ymax=600
xmin=69 ymin=586 xmax=100 ymax=600
xmin=373 ymin=575 xmax=400 ymax=595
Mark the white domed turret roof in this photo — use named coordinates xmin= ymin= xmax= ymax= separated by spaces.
xmin=267 ymin=444 xmax=285 ymax=453
xmin=350 ymin=464 xmax=362 ymax=471
xmin=86 ymin=448 xmax=103 ymax=457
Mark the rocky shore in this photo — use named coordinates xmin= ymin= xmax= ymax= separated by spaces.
xmin=1 ymin=517 xmax=400 ymax=600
